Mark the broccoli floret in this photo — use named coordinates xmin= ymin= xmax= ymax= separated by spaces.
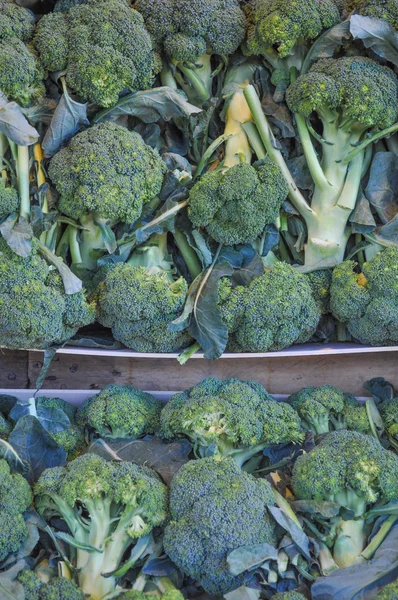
xmin=344 ymin=0 xmax=398 ymax=27
xmin=0 ymin=183 xmax=19 ymax=219
xmin=164 ymin=456 xmax=278 ymax=595
xmin=18 ymin=572 xmax=85 ymax=600
xmin=188 ymin=159 xmax=288 ymax=245
xmin=0 ymin=458 xmax=32 ymax=562
xmin=0 ymin=37 xmax=44 ymax=107
xmin=0 ymin=237 xmax=95 ymax=350
xmin=97 ymin=233 xmax=192 ymax=352
xmin=34 ymin=454 xmax=167 ymax=599
xmin=135 ymin=0 xmax=246 ymax=104
xmin=292 ymin=430 xmax=398 ymax=568
xmin=114 ymin=578 xmax=184 ymax=599
xmin=18 ymin=570 xmax=43 ymax=600
xmin=0 ymin=411 xmax=12 ymax=439
xmin=271 ymin=593 xmax=307 ymax=600
xmin=330 ymin=247 xmax=398 ymax=345
xmin=36 ymin=396 xmax=76 ymax=422
xmin=288 ymin=385 xmax=370 ymax=435
xmin=245 ymin=0 xmax=340 ymax=72
xmin=0 ymin=0 xmax=35 ymax=42
xmin=161 ymin=377 xmax=303 ymax=469
xmin=222 ymin=262 xmax=321 ymax=352
xmin=379 ymin=397 xmax=398 ymax=448
xmin=307 ymin=269 xmax=333 ymax=315
xmin=34 ymin=0 xmax=159 ymax=107
xmin=76 ymin=384 xmax=162 ymax=439
xmin=374 ymin=579 xmax=398 ymax=600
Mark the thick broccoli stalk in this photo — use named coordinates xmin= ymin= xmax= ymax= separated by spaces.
xmin=18 ymin=571 xmax=85 ymax=600
xmin=134 ymin=0 xmax=246 ymax=105
xmin=244 ymin=0 xmax=340 ymax=74
xmin=34 ymin=0 xmax=160 ymax=107
xmin=48 ymin=122 xmax=166 ymax=268
xmin=76 ymin=384 xmax=162 ymax=439
xmin=96 ymin=233 xmax=194 ymax=352
xmin=292 ymin=430 xmax=398 ymax=568
xmin=219 ymin=262 xmax=321 ymax=352
xmin=288 ymin=385 xmax=370 ymax=435
xmin=330 ymin=247 xmax=398 ymax=345
xmin=161 ymin=377 xmax=304 ymax=469
xmin=244 ymin=57 xmax=398 ymax=270
xmin=164 ymin=456 xmax=278 ymax=595
xmin=0 ymin=458 xmax=32 ymax=562
xmin=34 ymin=454 xmax=168 ymax=600
xmin=0 ymin=237 xmax=95 ymax=350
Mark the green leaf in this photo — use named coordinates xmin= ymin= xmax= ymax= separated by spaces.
xmin=227 ymin=543 xmax=278 ymax=576
xmin=54 ymin=531 xmax=103 ymax=553
xmin=0 ymin=575 xmax=25 ymax=600
xmin=301 ymin=20 xmax=351 ymax=74
xmin=224 ymin=587 xmax=261 ymax=600
xmin=0 ymin=92 xmax=39 ymax=146
xmin=0 ymin=215 xmax=33 ymax=257
xmin=36 ymin=242 xmax=83 ymax=294
xmin=0 ymin=439 xmax=27 ymax=473
xmin=291 ymin=500 xmax=342 ymax=519
xmin=42 ymin=87 xmax=89 ymax=157
xmin=350 ymin=15 xmax=398 ymax=67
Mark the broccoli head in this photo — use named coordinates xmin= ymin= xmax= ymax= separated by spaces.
xmin=96 ymin=234 xmax=192 ymax=352
xmin=0 ymin=37 xmax=44 ymax=107
xmin=188 ymin=159 xmax=288 ymax=245
xmin=307 ymin=269 xmax=333 ymax=315
xmin=374 ymin=579 xmax=398 ymax=600
xmin=0 ymin=183 xmax=19 ymax=219
xmin=292 ymin=430 xmax=398 ymax=567
xmin=18 ymin=571 xmax=85 ymax=600
xmin=34 ymin=0 xmax=159 ymax=107
xmin=0 ymin=0 xmax=35 ymax=42
xmin=0 ymin=237 xmax=95 ymax=350
xmin=245 ymin=0 xmax=340 ymax=71
xmin=330 ymin=247 xmax=398 ymax=346
xmin=34 ymin=454 xmax=168 ymax=599
xmin=0 ymin=411 xmax=12 ymax=439
xmin=220 ymin=262 xmax=321 ymax=352
xmin=344 ymin=0 xmax=398 ymax=27
xmin=164 ymin=456 xmax=278 ymax=595
xmin=288 ymin=385 xmax=370 ymax=435
xmin=379 ymin=396 xmax=398 ymax=450
xmin=76 ymin=384 xmax=162 ymax=439
xmin=48 ymin=122 xmax=166 ymax=225
xmin=0 ymin=458 xmax=32 ymax=562
xmin=161 ymin=377 xmax=303 ymax=469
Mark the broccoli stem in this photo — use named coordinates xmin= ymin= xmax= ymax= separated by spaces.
xmin=0 ymin=133 xmax=8 ymax=185
xmin=160 ymin=60 xmax=178 ymax=89
xmin=328 ymin=490 xmax=367 ymax=568
xmin=79 ymin=213 xmax=106 ymax=271
xmin=195 ymin=133 xmax=230 ymax=178
xmin=17 ymin=145 xmax=30 ymax=221
xmin=177 ymin=341 xmax=201 ymax=364
xmin=33 ymin=142 xmax=51 ymax=246
xmin=172 ymin=228 xmax=202 ymax=279
xmin=318 ymin=541 xmax=339 ymax=575
xmin=361 ymin=515 xmax=398 ymax=561
xmin=68 ymin=226 xmax=83 ymax=266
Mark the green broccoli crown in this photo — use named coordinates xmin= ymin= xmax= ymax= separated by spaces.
xmin=271 ymin=592 xmax=307 ymax=600
xmin=379 ymin=397 xmax=398 ymax=435
xmin=0 ymin=458 xmax=32 ymax=561
xmin=51 ymin=423 xmax=86 ymax=459
xmin=76 ymin=384 xmax=162 ymax=439
xmin=0 ymin=37 xmax=45 ymax=107
xmin=161 ymin=377 xmax=304 ymax=456
xmin=0 ymin=184 xmax=19 ymax=218
xmin=35 ymin=454 xmax=167 ymax=537
xmin=287 ymin=57 xmax=398 ymax=130
xmin=164 ymin=456 xmax=277 ymax=595
xmin=288 ymin=385 xmax=348 ymax=434
xmin=374 ymin=579 xmax=398 ymax=600
xmin=34 ymin=0 xmax=159 ymax=107
xmin=0 ymin=412 xmax=12 ymax=439
xmin=307 ymin=269 xmax=333 ymax=315
xmin=49 ymin=122 xmax=166 ymax=224
xmin=245 ymin=0 xmax=340 ymax=58
xmin=0 ymin=0 xmax=35 ymax=42
xmin=40 ymin=578 xmax=85 ymax=600
xmin=330 ymin=247 xmax=398 ymax=346
xmin=292 ymin=430 xmax=398 ymax=511
xmin=343 ymin=393 xmax=371 ymax=434
xmin=226 ymin=262 xmax=321 ymax=352
xmin=344 ymin=0 xmax=398 ymax=28
xmin=135 ymin=0 xmax=246 ymax=62
xmin=188 ymin=160 xmax=288 ymax=245
xmin=0 ymin=237 xmax=95 ymax=350
xmin=18 ymin=570 xmax=43 ymax=600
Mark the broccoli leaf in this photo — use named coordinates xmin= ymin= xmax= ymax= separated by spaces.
xmin=227 ymin=543 xmax=278 ymax=576
xmin=0 ymin=575 xmax=25 ymax=600
xmin=0 ymin=215 xmax=33 ymax=258
xmin=350 ymin=15 xmax=398 ymax=67
xmin=224 ymin=587 xmax=261 ymax=600
xmin=301 ymin=20 xmax=351 ymax=74
xmin=0 ymin=395 xmax=17 ymax=417
xmin=0 ymin=439 xmax=26 ymax=474
xmin=365 ymin=153 xmax=398 ymax=224
xmin=0 ymin=92 xmax=39 ymax=146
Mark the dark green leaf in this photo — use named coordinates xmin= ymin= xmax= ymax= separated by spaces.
xmin=301 ymin=20 xmax=351 ymax=74
xmin=95 ymin=220 xmax=117 ymax=254
xmin=227 ymin=543 xmax=278 ymax=576
xmin=67 ymin=333 xmax=123 ymax=349
xmin=231 ymin=245 xmax=264 ymax=287
xmin=0 ymin=92 xmax=39 ymax=146
xmin=0 ymin=439 xmax=26 ymax=473
xmin=224 ymin=587 xmax=261 ymax=600
xmin=9 ymin=415 xmax=67 ymax=483
xmin=36 ymin=243 xmax=82 ymax=294
xmin=268 ymin=507 xmax=311 ymax=562
xmin=291 ymin=500 xmax=341 ymax=519
xmin=364 ymin=378 xmax=395 ymax=403
xmin=0 ymin=395 xmax=17 ymax=417
xmin=373 ymin=214 xmax=398 ymax=246
xmin=36 ymin=406 xmax=70 ymax=435
xmin=261 ymin=92 xmax=295 ymax=138
xmin=142 ymin=556 xmax=176 ymax=577
xmin=0 ymin=215 xmax=33 ymax=257
xmin=350 ymin=15 xmax=398 ymax=67
xmin=350 ymin=193 xmax=376 ymax=234
xmin=93 ymin=87 xmax=202 ymax=124
xmin=0 ymin=575 xmax=25 ymax=600
xmin=365 ymin=153 xmax=398 ymax=224
xmin=42 ymin=90 xmax=89 ymax=157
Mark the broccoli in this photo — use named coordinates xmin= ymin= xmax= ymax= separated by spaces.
xmin=287 ymin=385 xmax=370 ymax=435
xmin=0 ymin=458 xmax=32 ymax=562
xmin=330 ymin=247 xmax=398 ymax=346
xmin=0 ymin=411 xmax=12 ymax=439
xmin=114 ymin=578 xmax=184 ymax=599
xmin=292 ymin=430 xmax=398 ymax=568
xmin=96 ymin=233 xmax=193 ymax=352
xmin=0 ymin=0 xmax=35 ymax=42
xmin=34 ymin=0 xmax=159 ymax=107
xmin=163 ymin=456 xmax=278 ymax=595
xmin=219 ymin=262 xmax=321 ymax=352
xmin=76 ymin=384 xmax=162 ymax=439
xmin=161 ymin=377 xmax=304 ymax=469
xmin=36 ymin=396 xmax=85 ymax=459
xmin=0 ymin=237 xmax=95 ymax=350
xmin=34 ymin=454 xmax=168 ymax=600
xmin=243 ymin=57 xmax=398 ymax=270
xmin=48 ymin=122 xmax=166 ymax=269
xmin=244 ymin=0 xmax=340 ymax=74
xmin=18 ymin=571 xmax=85 ymax=600
xmin=307 ymin=269 xmax=333 ymax=315
xmin=374 ymin=579 xmax=398 ymax=600
xmin=134 ymin=0 xmax=246 ymax=104
xmin=379 ymin=396 xmax=398 ymax=450
xmin=344 ymin=0 xmax=398 ymax=27
xmin=0 ymin=182 xmax=19 ymax=219
xmin=0 ymin=37 xmax=45 ymax=107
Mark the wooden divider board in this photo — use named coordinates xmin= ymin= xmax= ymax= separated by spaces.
xmin=17 ymin=349 xmax=398 ymax=395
